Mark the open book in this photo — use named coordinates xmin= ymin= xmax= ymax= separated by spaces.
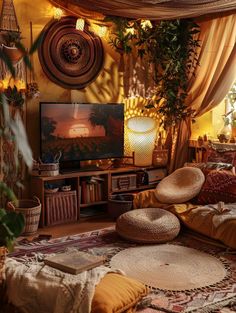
xmin=44 ymin=250 xmax=105 ymax=274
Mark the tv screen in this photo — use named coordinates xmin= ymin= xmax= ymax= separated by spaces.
xmin=40 ymin=102 xmax=124 ymax=169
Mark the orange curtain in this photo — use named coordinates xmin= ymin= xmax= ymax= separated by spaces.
xmin=168 ymin=12 xmax=236 ymax=172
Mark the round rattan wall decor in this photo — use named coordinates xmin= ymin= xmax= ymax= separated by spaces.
xmin=38 ymin=16 xmax=104 ymax=89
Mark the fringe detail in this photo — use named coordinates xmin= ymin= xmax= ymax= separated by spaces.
xmin=0 ymin=50 xmax=25 ymax=81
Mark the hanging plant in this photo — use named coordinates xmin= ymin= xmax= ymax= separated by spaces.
xmin=4 ymin=86 xmax=24 ymax=107
xmin=106 ymin=17 xmax=200 ymax=127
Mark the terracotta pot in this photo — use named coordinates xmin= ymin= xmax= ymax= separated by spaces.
xmin=2 ymin=45 xmax=23 ymax=64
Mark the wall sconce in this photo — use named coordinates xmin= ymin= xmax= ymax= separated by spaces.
xmin=76 ymin=18 xmax=85 ymax=31
xmin=127 ymin=116 xmax=157 ymax=166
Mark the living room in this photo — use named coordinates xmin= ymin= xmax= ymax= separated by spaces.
xmin=0 ymin=1 xmax=236 ymax=313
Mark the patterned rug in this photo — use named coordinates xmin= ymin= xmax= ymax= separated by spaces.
xmin=10 ymin=227 xmax=236 ymax=313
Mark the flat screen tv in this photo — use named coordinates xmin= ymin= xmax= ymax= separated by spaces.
xmin=40 ymin=102 xmax=124 ymax=171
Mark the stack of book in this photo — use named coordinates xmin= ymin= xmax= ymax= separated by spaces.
xmin=80 ymin=176 xmax=104 ymax=204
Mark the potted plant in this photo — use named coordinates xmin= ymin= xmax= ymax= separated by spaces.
xmin=2 ymin=31 xmax=24 ymax=64
xmin=0 ymin=31 xmax=43 ymax=284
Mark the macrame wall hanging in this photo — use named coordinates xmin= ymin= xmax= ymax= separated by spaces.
xmin=0 ymin=0 xmax=26 ymax=204
xmin=0 ymin=0 xmax=26 ymax=88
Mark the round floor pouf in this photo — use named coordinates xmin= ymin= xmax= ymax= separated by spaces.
xmin=116 ymin=208 xmax=181 ymax=243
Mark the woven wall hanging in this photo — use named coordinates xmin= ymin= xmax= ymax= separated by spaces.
xmin=38 ymin=16 xmax=104 ymax=89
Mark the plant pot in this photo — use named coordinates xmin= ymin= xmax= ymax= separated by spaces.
xmin=2 ymin=45 xmax=23 ymax=64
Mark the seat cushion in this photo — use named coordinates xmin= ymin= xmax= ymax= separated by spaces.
xmin=170 ymin=203 xmax=236 ymax=249
xmin=155 ymin=167 xmax=205 ymax=204
xmin=91 ymin=273 xmax=148 ymax=313
xmin=116 ymin=208 xmax=180 ymax=243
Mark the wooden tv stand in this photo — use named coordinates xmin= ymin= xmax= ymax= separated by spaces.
xmin=30 ymin=166 xmax=167 ymax=227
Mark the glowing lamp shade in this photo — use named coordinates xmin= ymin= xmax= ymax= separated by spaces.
xmin=127 ymin=116 xmax=157 ymax=166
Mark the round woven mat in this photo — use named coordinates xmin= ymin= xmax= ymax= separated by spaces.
xmin=38 ymin=16 xmax=104 ymax=89
xmin=110 ymin=244 xmax=227 ymax=291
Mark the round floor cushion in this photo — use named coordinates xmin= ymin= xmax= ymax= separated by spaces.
xmin=155 ymin=167 xmax=205 ymax=204
xmin=116 ymin=208 xmax=181 ymax=243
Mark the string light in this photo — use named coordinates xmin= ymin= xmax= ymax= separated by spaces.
xmin=76 ymin=18 xmax=85 ymax=31
xmin=98 ymin=25 xmax=107 ymax=37
xmin=141 ymin=19 xmax=152 ymax=29
xmin=125 ymin=27 xmax=135 ymax=35
xmin=53 ymin=7 xmax=63 ymax=20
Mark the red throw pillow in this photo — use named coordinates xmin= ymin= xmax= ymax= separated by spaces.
xmin=197 ymin=170 xmax=236 ymax=204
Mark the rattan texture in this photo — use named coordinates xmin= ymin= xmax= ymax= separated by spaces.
xmin=9 ymin=199 xmax=41 ymax=235
xmin=155 ymin=167 xmax=205 ymax=204
xmin=116 ymin=208 xmax=180 ymax=243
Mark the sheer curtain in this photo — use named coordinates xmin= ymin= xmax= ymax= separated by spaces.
xmin=168 ymin=12 xmax=236 ymax=172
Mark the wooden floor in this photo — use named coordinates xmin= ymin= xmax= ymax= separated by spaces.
xmin=25 ymin=216 xmax=115 ymax=240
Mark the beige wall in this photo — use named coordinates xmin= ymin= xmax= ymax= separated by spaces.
xmin=12 ymin=0 xmax=123 ymax=158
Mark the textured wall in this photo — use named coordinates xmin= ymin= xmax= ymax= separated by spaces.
xmin=12 ymin=0 xmax=123 ymax=158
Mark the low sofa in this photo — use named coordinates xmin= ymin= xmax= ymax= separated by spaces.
xmin=133 ymin=166 xmax=236 ymax=249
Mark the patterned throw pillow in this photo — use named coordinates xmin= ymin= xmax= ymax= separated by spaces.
xmin=206 ymin=148 xmax=236 ymax=166
xmin=197 ymin=170 xmax=236 ymax=204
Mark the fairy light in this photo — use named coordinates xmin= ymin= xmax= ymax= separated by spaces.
xmin=76 ymin=18 xmax=85 ymax=31
xmin=98 ymin=25 xmax=107 ymax=37
xmin=141 ymin=19 xmax=152 ymax=29
xmin=125 ymin=27 xmax=135 ymax=35
xmin=53 ymin=7 xmax=63 ymax=20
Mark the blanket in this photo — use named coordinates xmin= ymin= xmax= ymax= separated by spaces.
xmin=5 ymin=258 xmax=122 ymax=313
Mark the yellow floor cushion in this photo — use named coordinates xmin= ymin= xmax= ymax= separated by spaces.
xmin=169 ymin=203 xmax=236 ymax=249
xmin=91 ymin=273 xmax=148 ymax=313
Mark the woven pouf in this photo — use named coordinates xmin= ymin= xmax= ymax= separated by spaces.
xmin=116 ymin=208 xmax=181 ymax=243
xmin=155 ymin=167 xmax=205 ymax=204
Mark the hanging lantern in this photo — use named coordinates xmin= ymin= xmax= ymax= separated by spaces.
xmin=76 ymin=18 xmax=85 ymax=31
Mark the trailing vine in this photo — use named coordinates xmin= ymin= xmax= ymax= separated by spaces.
xmin=105 ymin=17 xmax=200 ymax=128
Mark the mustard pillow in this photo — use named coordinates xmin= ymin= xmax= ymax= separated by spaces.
xmin=91 ymin=273 xmax=148 ymax=313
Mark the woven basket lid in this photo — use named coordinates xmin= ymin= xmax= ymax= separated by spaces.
xmin=38 ymin=16 xmax=104 ymax=89
xmin=155 ymin=167 xmax=205 ymax=204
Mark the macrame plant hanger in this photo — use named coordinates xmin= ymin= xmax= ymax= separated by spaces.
xmin=0 ymin=0 xmax=25 ymax=85
xmin=26 ymin=21 xmax=40 ymax=98
xmin=0 ymin=0 xmax=26 ymax=204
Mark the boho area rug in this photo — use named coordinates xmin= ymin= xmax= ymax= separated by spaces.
xmin=10 ymin=227 xmax=236 ymax=313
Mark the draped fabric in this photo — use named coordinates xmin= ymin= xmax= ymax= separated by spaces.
xmin=51 ymin=0 xmax=236 ymax=20
xmin=168 ymin=12 xmax=236 ymax=172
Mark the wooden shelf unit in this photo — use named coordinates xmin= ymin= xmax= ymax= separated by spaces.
xmin=30 ymin=166 xmax=166 ymax=227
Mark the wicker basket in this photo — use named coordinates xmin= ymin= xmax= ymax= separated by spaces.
xmin=152 ymin=149 xmax=169 ymax=167
xmin=0 ymin=247 xmax=7 ymax=284
xmin=31 ymin=161 xmax=59 ymax=177
xmin=45 ymin=190 xmax=77 ymax=226
xmin=7 ymin=197 xmax=41 ymax=235
xmin=108 ymin=194 xmax=134 ymax=220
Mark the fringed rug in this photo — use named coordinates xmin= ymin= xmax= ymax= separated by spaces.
xmin=10 ymin=227 xmax=236 ymax=313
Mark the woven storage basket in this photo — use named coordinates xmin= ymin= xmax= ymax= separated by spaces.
xmin=45 ymin=190 xmax=77 ymax=226
xmin=152 ymin=149 xmax=168 ymax=167
xmin=7 ymin=197 xmax=41 ymax=235
xmin=0 ymin=246 xmax=7 ymax=284
xmin=31 ymin=162 xmax=59 ymax=177
xmin=108 ymin=194 xmax=134 ymax=220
